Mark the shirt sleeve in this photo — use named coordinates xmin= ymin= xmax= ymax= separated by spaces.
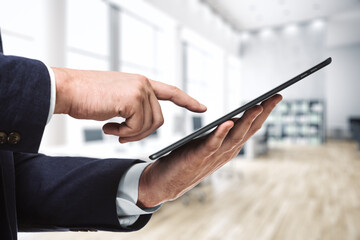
xmin=116 ymin=162 xmax=162 ymax=227
xmin=45 ymin=65 xmax=56 ymax=124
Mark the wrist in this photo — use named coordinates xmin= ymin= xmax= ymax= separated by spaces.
xmin=137 ymin=163 xmax=165 ymax=208
xmin=52 ymin=67 xmax=72 ymax=115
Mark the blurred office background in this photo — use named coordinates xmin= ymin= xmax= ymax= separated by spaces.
xmin=1 ymin=0 xmax=360 ymax=239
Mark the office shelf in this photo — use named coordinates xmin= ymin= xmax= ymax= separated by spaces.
xmin=265 ymin=100 xmax=325 ymax=145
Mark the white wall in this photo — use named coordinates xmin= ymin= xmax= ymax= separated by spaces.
xmin=0 ymin=0 xmax=68 ymax=147
xmin=0 ymin=0 xmax=42 ymax=58
xmin=144 ymin=0 xmax=240 ymax=55
xmin=325 ymin=8 xmax=360 ymax=137
xmin=239 ymin=21 xmax=327 ymax=102
xmin=238 ymin=8 xmax=360 ymax=139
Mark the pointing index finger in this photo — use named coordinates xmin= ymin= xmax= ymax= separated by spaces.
xmin=150 ymin=80 xmax=207 ymax=113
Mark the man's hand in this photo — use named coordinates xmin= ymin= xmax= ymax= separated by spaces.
xmin=52 ymin=68 xmax=206 ymax=142
xmin=137 ymin=94 xmax=283 ymax=208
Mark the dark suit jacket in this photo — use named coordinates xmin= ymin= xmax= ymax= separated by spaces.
xmin=0 ymin=33 xmax=151 ymax=240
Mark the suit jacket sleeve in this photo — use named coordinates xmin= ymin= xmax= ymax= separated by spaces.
xmin=0 ymin=52 xmax=151 ymax=232
xmin=14 ymin=153 xmax=151 ymax=232
xmin=0 ymin=53 xmax=50 ymax=153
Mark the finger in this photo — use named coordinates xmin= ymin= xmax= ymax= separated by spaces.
xmin=221 ymin=105 xmax=263 ymax=150
xmin=103 ymin=101 xmax=146 ymax=137
xmin=197 ymin=120 xmax=234 ymax=159
xmin=231 ymin=117 xmax=240 ymax=123
xmin=242 ymin=94 xmax=282 ymax=142
xmin=103 ymin=122 xmax=122 ymax=136
xmin=149 ymin=80 xmax=207 ymax=113
xmin=119 ymin=92 xmax=164 ymax=143
xmin=140 ymin=95 xmax=154 ymax=133
xmin=148 ymin=89 xmax=165 ymax=130
xmin=118 ymin=127 xmax=155 ymax=143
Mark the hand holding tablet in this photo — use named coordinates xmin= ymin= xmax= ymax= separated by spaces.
xmin=138 ymin=93 xmax=283 ymax=207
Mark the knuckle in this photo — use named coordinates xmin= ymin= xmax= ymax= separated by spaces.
xmin=156 ymin=117 xmax=164 ymax=128
xmin=160 ymin=116 xmax=164 ymax=125
xmin=206 ymin=139 xmax=220 ymax=152
xmin=133 ymin=124 xmax=143 ymax=132
xmin=131 ymin=87 xmax=144 ymax=101
xmin=252 ymin=124 xmax=262 ymax=132
xmin=235 ymin=133 xmax=245 ymax=142
xmin=236 ymin=136 xmax=244 ymax=144
xmin=135 ymin=74 xmax=147 ymax=82
xmin=270 ymin=102 xmax=277 ymax=109
xmin=245 ymin=118 xmax=254 ymax=126
xmin=170 ymin=86 xmax=180 ymax=95
xmin=133 ymin=91 xmax=143 ymax=101
xmin=143 ymin=77 xmax=151 ymax=86
xmin=229 ymin=137 xmax=243 ymax=147
xmin=133 ymin=75 xmax=147 ymax=89
xmin=137 ymin=74 xmax=151 ymax=88
xmin=207 ymin=143 xmax=219 ymax=152
xmin=223 ymin=150 xmax=235 ymax=160
xmin=264 ymin=102 xmax=276 ymax=111
xmin=152 ymin=111 xmax=164 ymax=128
xmin=264 ymin=108 xmax=273 ymax=116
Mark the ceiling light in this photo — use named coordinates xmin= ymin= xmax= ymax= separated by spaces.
xmin=310 ymin=19 xmax=325 ymax=30
xmin=241 ymin=32 xmax=251 ymax=41
xmin=259 ymin=28 xmax=274 ymax=38
xmin=283 ymin=24 xmax=299 ymax=35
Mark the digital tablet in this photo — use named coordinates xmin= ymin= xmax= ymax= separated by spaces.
xmin=149 ymin=57 xmax=332 ymax=160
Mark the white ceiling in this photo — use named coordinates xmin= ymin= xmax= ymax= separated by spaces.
xmin=201 ymin=0 xmax=360 ymax=31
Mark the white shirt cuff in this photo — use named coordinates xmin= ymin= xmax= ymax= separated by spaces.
xmin=45 ymin=65 xmax=56 ymax=124
xmin=116 ymin=162 xmax=162 ymax=227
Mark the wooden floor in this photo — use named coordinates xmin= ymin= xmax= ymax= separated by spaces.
xmin=19 ymin=140 xmax=360 ymax=240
